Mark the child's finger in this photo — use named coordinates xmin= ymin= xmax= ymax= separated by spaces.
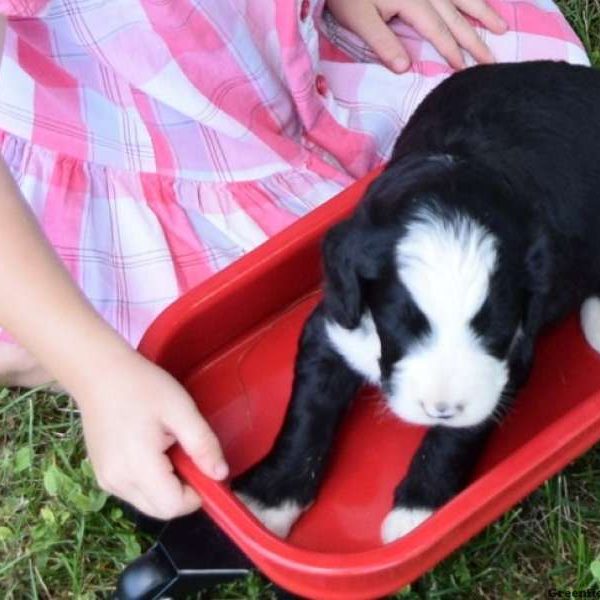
xmin=136 ymin=452 xmax=202 ymax=519
xmin=453 ymin=0 xmax=508 ymax=34
xmin=345 ymin=3 xmax=411 ymax=72
xmin=179 ymin=484 xmax=204 ymax=512
xmin=431 ymin=0 xmax=494 ymax=64
xmin=124 ymin=488 xmax=164 ymax=520
xmin=163 ymin=398 xmax=229 ymax=481
xmin=398 ymin=0 xmax=465 ymax=69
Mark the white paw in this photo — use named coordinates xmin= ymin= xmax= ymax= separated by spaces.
xmin=581 ymin=297 xmax=600 ymax=354
xmin=380 ymin=506 xmax=433 ymax=543
xmin=236 ymin=493 xmax=304 ymax=538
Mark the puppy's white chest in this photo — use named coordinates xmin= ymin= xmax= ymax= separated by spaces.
xmin=325 ymin=313 xmax=381 ymax=384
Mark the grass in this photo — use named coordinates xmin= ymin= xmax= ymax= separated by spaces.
xmin=0 ymin=390 xmax=149 ymax=598
xmin=7 ymin=391 xmax=600 ymax=599
xmin=3 ymin=2 xmax=600 ymax=598
xmin=558 ymin=0 xmax=600 ymax=63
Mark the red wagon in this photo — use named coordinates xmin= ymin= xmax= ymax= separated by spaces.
xmin=117 ymin=169 xmax=600 ymax=600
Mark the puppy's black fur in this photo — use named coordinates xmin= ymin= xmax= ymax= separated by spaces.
xmin=233 ymin=61 xmax=600 ymax=537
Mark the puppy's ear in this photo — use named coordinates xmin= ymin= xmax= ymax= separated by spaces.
xmin=322 ymin=219 xmax=364 ymax=329
xmin=321 ymin=154 xmax=454 ymax=329
xmin=322 ymin=218 xmax=389 ymax=329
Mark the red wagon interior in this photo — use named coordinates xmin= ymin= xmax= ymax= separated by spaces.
xmin=139 ymin=169 xmax=600 ymax=599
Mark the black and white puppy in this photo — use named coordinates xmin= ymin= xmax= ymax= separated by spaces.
xmin=232 ymin=61 xmax=600 ymax=543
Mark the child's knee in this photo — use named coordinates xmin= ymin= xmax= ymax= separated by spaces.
xmin=0 ymin=342 xmax=59 ymax=390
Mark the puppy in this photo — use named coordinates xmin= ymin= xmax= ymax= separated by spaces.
xmin=232 ymin=61 xmax=600 ymax=544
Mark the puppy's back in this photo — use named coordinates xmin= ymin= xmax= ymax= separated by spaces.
xmin=393 ymin=61 xmax=600 ymax=166
xmin=391 ymin=61 xmax=600 ymax=251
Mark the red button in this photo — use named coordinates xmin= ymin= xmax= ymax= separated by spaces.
xmin=300 ymin=0 xmax=310 ymax=21
xmin=315 ymin=74 xmax=328 ymax=96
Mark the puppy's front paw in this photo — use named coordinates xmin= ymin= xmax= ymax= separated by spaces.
xmin=235 ymin=492 xmax=304 ymax=538
xmin=380 ymin=506 xmax=433 ymax=543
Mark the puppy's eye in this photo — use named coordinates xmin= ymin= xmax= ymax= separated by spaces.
xmin=404 ymin=302 xmax=430 ymax=338
xmin=471 ymin=300 xmax=491 ymax=335
xmin=471 ymin=299 xmax=514 ymax=357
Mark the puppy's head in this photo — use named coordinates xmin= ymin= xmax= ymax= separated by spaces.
xmin=323 ymin=158 xmax=547 ymax=428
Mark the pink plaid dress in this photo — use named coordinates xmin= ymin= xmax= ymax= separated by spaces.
xmin=0 ymin=0 xmax=589 ymax=347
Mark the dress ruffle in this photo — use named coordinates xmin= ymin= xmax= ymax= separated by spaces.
xmin=0 ymin=131 xmax=350 ymax=346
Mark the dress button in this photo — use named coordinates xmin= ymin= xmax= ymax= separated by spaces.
xmin=315 ymin=74 xmax=328 ymax=96
xmin=300 ymin=0 xmax=310 ymax=21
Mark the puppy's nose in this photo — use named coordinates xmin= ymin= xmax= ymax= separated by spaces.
xmin=434 ymin=401 xmax=450 ymax=414
xmin=419 ymin=400 xmax=459 ymax=420
xmin=425 ymin=401 xmax=457 ymax=420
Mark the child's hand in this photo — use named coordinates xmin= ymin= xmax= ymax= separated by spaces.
xmin=326 ymin=0 xmax=508 ymax=72
xmin=77 ymin=352 xmax=228 ymax=520
xmin=0 ymin=153 xmax=227 ymax=521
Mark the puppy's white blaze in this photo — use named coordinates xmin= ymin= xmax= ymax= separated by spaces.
xmin=392 ymin=210 xmax=508 ymax=427
xmin=236 ymin=493 xmax=303 ymax=538
xmin=581 ymin=296 xmax=600 ymax=354
xmin=325 ymin=311 xmax=381 ymax=384
xmin=380 ymin=507 xmax=433 ymax=543
xmin=397 ymin=210 xmax=497 ymax=325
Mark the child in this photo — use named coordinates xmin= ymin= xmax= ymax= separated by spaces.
xmin=0 ymin=0 xmax=588 ymax=521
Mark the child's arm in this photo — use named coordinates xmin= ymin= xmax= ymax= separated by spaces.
xmin=0 ymin=17 xmax=228 ymax=519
